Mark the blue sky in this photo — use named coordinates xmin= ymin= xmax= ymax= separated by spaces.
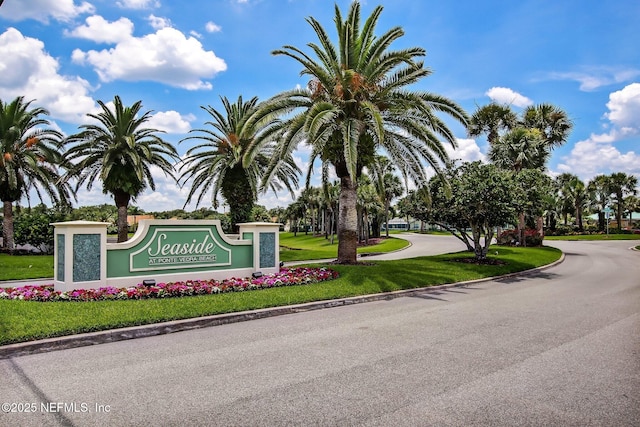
xmin=1 ymin=0 xmax=639 ymax=212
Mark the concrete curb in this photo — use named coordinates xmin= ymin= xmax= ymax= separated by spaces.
xmin=0 ymin=252 xmax=565 ymax=359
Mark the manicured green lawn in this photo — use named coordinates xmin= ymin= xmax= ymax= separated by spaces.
xmin=545 ymin=233 xmax=640 ymax=241
xmin=279 ymin=232 xmax=409 ymax=261
xmin=0 ymin=254 xmax=54 ymax=281
xmin=0 ymin=246 xmax=561 ymax=345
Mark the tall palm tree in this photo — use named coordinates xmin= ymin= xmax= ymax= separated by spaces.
xmin=1 ymin=96 xmax=72 ymax=250
xmin=180 ymin=96 xmax=300 ymax=233
xmin=255 ymin=2 xmax=468 ymax=263
xmin=488 ymin=128 xmax=549 ymax=172
xmin=468 ymin=102 xmax=518 ymax=144
xmin=64 ymin=96 xmax=179 ymax=242
xmin=356 ymin=176 xmax=381 ymax=245
xmin=321 ymin=181 xmax=340 ymax=243
xmin=368 ymin=155 xmax=403 ymax=238
xmin=522 ymin=103 xmax=573 ymax=148
xmin=607 ymin=172 xmax=638 ymax=231
xmin=555 ymin=173 xmax=576 ymax=226
xmin=587 ymin=174 xmax=611 ymax=232
xmin=565 ymin=175 xmax=587 ymax=231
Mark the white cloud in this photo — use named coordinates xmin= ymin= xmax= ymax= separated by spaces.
xmin=0 ymin=0 xmax=94 ymax=23
xmin=556 ymin=83 xmax=640 ymax=181
xmin=205 ymin=22 xmax=222 ymax=33
xmin=546 ymin=67 xmax=640 ymax=91
xmin=116 ymin=0 xmax=160 ymax=9
xmin=446 ymin=138 xmax=486 ymax=164
xmin=147 ymin=111 xmax=194 ymax=134
xmin=147 ymin=15 xmax=171 ymax=30
xmin=65 ymin=16 xmax=134 ymax=44
xmin=0 ymin=28 xmax=96 ymax=124
xmin=485 ymin=87 xmax=533 ymax=108
xmin=604 ymin=83 xmax=640 ymax=132
xmin=557 ymin=138 xmax=640 ymax=179
xmin=72 ymin=27 xmax=227 ymax=90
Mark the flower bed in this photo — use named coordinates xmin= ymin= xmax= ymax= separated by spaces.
xmin=0 ymin=267 xmax=339 ymax=302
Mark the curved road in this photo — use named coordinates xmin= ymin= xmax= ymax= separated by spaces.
xmin=1 ymin=237 xmax=638 ymax=426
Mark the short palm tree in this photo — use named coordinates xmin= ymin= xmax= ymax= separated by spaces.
xmin=607 ymin=172 xmax=638 ymax=231
xmin=0 ymin=96 xmax=72 ymax=250
xmin=179 ymin=96 xmax=300 ymax=232
xmin=64 ymin=96 xmax=179 ymax=242
xmin=255 ymin=2 xmax=468 ymax=263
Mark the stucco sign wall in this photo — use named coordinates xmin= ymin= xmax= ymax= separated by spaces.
xmin=52 ymin=220 xmax=281 ymax=291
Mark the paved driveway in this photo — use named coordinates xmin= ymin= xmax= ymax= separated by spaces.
xmin=1 ymin=238 xmax=638 ymax=426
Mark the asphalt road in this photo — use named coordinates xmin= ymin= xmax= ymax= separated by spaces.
xmin=1 ymin=238 xmax=638 ymax=426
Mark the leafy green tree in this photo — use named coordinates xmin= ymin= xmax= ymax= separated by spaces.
xmin=0 ymin=96 xmax=72 ymax=250
xmin=514 ymin=169 xmax=554 ymax=231
xmin=257 ymin=2 xmax=468 ymax=263
xmin=397 ymin=188 xmax=431 ymax=232
xmin=180 ymin=95 xmax=299 ymax=233
xmin=430 ymin=162 xmax=518 ymax=259
xmin=64 ymin=96 xmax=179 ymax=242
xmin=607 ymin=172 xmax=638 ymax=231
xmin=13 ymin=206 xmax=68 ymax=254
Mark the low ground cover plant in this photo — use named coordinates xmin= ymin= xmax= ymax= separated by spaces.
xmin=0 ymin=267 xmax=339 ymax=302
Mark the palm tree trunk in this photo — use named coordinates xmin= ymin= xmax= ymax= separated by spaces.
xmin=337 ymin=175 xmax=358 ymax=264
xmin=385 ymin=199 xmax=390 ymax=238
xmin=114 ymin=191 xmax=131 ymax=243
xmin=2 ymin=200 xmax=14 ymax=250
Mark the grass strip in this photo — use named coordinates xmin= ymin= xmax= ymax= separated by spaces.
xmin=0 ymin=246 xmax=560 ymax=345
xmin=279 ymin=233 xmax=409 ymax=261
xmin=0 ymin=254 xmax=54 ymax=281
xmin=544 ymin=234 xmax=640 ymax=241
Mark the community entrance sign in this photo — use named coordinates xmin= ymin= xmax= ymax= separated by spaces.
xmin=52 ymin=220 xmax=280 ymax=292
xmin=130 ymin=227 xmax=232 ymax=271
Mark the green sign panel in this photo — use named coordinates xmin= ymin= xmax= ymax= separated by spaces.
xmin=129 ymin=227 xmax=232 ymax=272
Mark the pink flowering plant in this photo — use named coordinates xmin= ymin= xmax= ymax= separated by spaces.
xmin=0 ymin=267 xmax=339 ymax=302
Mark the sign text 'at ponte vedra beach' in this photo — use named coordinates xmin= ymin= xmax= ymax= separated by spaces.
xmin=130 ymin=228 xmax=232 ymax=272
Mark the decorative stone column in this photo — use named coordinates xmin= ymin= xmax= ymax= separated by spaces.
xmin=51 ymin=221 xmax=109 ymax=292
xmin=238 ymin=222 xmax=282 ymax=276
